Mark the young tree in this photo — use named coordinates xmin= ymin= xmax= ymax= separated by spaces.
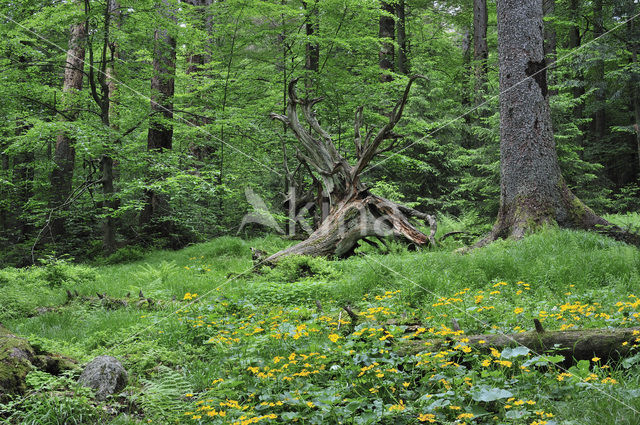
xmin=475 ymin=0 xmax=638 ymax=247
xmin=265 ymin=76 xmax=436 ymax=262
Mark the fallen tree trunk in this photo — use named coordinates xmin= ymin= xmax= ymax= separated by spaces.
xmin=267 ymin=76 xmax=436 ymax=262
xmin=402 ymin=325 xmax=640 ymax=363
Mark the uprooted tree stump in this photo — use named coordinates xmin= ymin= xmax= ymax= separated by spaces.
xmin=400 ymin=325 xmax=640 ymax=365
xmin=267 ymin=76 xmax=437 ymax=263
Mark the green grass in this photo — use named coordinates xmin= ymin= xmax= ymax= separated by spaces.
xmin=2 ymin=221 xmax=640 ymax=424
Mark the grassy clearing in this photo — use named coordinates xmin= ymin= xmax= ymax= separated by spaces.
xmin=2 ymin=217 xmax=640 ymax=424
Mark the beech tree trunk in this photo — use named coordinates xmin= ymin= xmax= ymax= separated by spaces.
xmin=473 ymin=0 xmax=488 ymax=99
xmin=141 ymin=1 xmax=177 ymax=234
xmin=266 ymin=77 xmax=436 ymax=263
xmin=379 ymin=1 xmax=395 ymax=82
xmin=50 ymin=18 xmax=86 ymax=238
xmin=475 ymin=0 xmax=640 ymax=248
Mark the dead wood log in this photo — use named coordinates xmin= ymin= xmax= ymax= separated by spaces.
xmin=401 ymin=326 xmax=640 ymax=363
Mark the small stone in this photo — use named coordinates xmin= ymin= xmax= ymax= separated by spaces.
xmin=78 ymin=355 xmax=127 ymax=400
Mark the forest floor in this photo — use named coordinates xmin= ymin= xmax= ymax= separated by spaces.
xmin=2 ymin=213 xmax=640 ymax=424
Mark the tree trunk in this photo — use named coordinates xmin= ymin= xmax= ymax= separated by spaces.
xmin=473 ymin=0 xmax=488 ymax=100
xmin=629 ymin=15 xmax=640 ymax=173
xmin=378 ymin=1 xmax=395 ymax=82
xmin=147 ymin=32 xmax=176 ymax=152
xmin=266 ymin=77 xmax=436 ymax=263
xmin=591 ymin=0 xmax=606 ymax=140
xmin=396 ymin=0 xmax=409 ymax=75
xmin=543 ymin=0 xmax=557 ymax=95
xmin=402 ymin=326 xmax=640 ymax=364
xmin=50 ymin=19 xmax=86 ymax=238
xmin=475 ymin=0 xmax=639 ymax=248
xmin=567 ymin=0 xmax=585 ymax=152
xmin=101 ymin=0 xmax=119 ymax=255
xmin=303 ymin=0 xmax=319 ymax=92
xmin=141 ymin=1 xmax=177 ymax=234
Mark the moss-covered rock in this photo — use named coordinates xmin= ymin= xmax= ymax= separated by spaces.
xmin=0 ymin=324 xmax=76 ymax=399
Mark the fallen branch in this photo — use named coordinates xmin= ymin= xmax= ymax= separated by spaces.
xmin=401 ymin=325 xmax=640 ymax=363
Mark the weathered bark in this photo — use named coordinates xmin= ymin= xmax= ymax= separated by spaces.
xmin=50 ymin=18 xmax=86 ymax=238
xmin=266 ymin=76 xmax=436 ymax=262
xmin=543 ymin=0 xmax=557 ymax=95
xmin=402 ymin=326 xmax=640 ymax=363
xmin=141 ymin=0 xmax=177 ymax=233
xmin=473 ymin=0 xmax=488 ymax=99
xmin=379 ymin=1 xmax=395 ymax=82
xmin=396 ymin=0 xmax=409 ymax=75
xmin=474 ymin=0 xmax=640 ymax=248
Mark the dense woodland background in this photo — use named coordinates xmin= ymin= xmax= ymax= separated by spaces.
xmin=0 ymin=0 xmax=639 ymax=265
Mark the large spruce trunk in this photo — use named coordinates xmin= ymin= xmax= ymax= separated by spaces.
xmin=266 ymin=77 xmax=436 ymax=263
xmin=475 ymin=0 xmax=639 ymax=247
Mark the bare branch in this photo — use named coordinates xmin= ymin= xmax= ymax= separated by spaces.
xmin=351 ymin=75 xmax=426 ymax=180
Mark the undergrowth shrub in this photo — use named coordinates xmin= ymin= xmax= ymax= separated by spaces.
xmin=261 ymin=255 xmax=339 ymax=283
xmin=1 ymin=370 xmax=101 ymax=424
xmin=102 ymin=246 xmax=146 ymax=265
xmin=199 ymin=237 xmax=249 ymax=258
xmin=38 ymin=255 xmax=97 ymax=288
xmin=139 ymin=366 xmax=191 ymax=422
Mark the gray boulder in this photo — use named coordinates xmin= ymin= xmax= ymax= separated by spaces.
xmin=78 ymin=355 xmax=127 ymax=400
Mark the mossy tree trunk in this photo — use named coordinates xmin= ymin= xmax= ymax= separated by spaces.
xmin=266 ymin=77 xmax=436 ymax=263
xmin=475 ymin=0 xmax=639 ymax=248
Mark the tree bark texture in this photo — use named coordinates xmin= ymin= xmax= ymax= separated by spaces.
xmin=379 ymin=1 xmax=395 ymax=82
xmin=50 ymin=19 xmax=86 ymax=238
xmin=267 ymin=77 xmax=436 ymax=262
xmin=475 ymin=0 xmax=640 ymax=248
xmin=473 ymin=0 xmax=488 ymax=98
xmin=543 ymin=0 xmax=557 ymax=95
